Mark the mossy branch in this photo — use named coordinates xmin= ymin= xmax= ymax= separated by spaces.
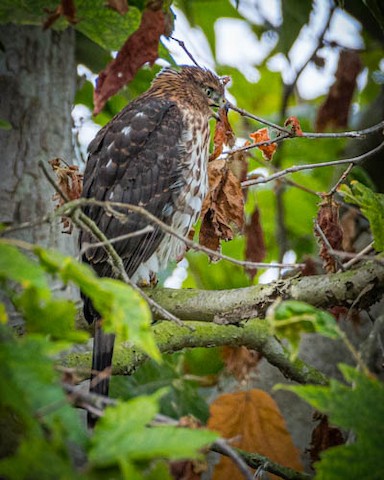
xmin=65 ymin=318 xmax=328 ymax=385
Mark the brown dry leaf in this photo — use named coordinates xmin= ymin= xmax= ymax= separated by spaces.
xmin=315 ymin=198 xmax=344 ymax=273
xmin=209 ymin=108 xmax=236 ymax=161
xmin=309 ymin=413 xmax=344 ymax=466
xmin=340 ymin=208 xmax=358 ymax=252
xmin=43 ymin=0 xmax=77 ymax=29
xmin=315 ymin=50 xmax=362 ymax=132
xmin=221 ymin=346 xmax=261 ymax=382
xmin=249 ymin=128 xmax=277 ymax=161
xmin=207 ymin=390 xmax=303 ymax=480
xmin=94 ymin=7 xmax=168 ymax=114
xmin=284 ymin=116 xmax=304 ymax=136
xmin=49 ymin=158 xmax=83 ymax=234
xmin=107 ymin=0 xmax=129 ymax=15
xmin=244 ymin=206 xmax=266 ymax=279
xmin=199 ymin=159 xmax=244 ymax=260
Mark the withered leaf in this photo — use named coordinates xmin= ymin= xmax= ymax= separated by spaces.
xmin=284 ymin=116 xmax=304 ymax=136
xmin=309 ymin=413 xmax=344 ymax=466
xmin=315 ymin=198 xmax=344 ymax=273
xmin=199 ymin=159 xmax=244 ymax=260
xmin=209 ymin=107 xmax=235 ymax=161
xmin=249 ymin=128 xmax=277 ymax=161
xmin=221 ymin=346 xmax=260 ymax=382
xmin=94 ymin=7 xmax=167 ymax=114
xmin=208 ymin=390 xmax=303 ymax=480
xmin=315 ymin=50 xmax=362 ymax=132
xmin=244 ymin=206 xmax=266 ymax=279
xmin=49 ymin=158 xmax=83 ymax=234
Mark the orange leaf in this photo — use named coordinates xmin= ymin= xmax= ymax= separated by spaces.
xmin=199 ymin=159 xmax=244 ymax=259
xmin=244 ymin=206 xmax=266 ymax=279
xmin=93 ymin=7 xmax=168 ymax=114
xmin=284 ymin=116 xmax=303 ymax=136
xmin=207 ymin=390 xmax=303 ymax=480
xmin=249 ymin=128 xmax=277 ymax=161
xmin=210 ymin=108 xmax=235 ymax=161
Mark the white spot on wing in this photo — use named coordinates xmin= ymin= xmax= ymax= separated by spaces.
xmin=122 ymin=126 xmax=132 ymax=136
xmin=106 ymin=159 xmax=113 ymax=168
xmin=134 ymin=112 xmax=145 ymax=119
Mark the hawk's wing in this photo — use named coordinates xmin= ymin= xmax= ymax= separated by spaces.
xmin=80 ymin=95 xmax=185 ymax=279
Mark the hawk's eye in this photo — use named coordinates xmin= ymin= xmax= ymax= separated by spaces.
xmin=204 ymin=87 xmax=213 ymax=97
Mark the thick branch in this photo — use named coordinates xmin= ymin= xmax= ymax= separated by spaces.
xmin=65 ymin=319 xmax=328 ymax=385
xmin=145 ymin=262 xmax=384 ymax=322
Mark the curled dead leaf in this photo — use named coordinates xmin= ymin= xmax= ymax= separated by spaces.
xmin=221 ymin=346 xmax=261 ymax=382
xmin=315 ymin=198 xmax=344 ymax=273
xmin=284 ymin=116 xmax=304 ymax=136
xmin=49 ymin=158 xmax=83 ymax=234
xmin=207 ymin=390 xmax=303 ymax=480
xmin=249 ymin=128 xmax=277 ymax=161
xmin=309 ymin=413 xmax=344 ymax=466
xmin=244 ymin=206 xmax=266 ymax=279
xmin=210 ymin=107 xmax=235 ymax=161
xmin=199 ymin=159 xmax=244 ymax=260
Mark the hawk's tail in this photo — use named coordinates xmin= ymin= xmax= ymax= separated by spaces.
xmin=88 ymin=321 xmax=115 ymax=428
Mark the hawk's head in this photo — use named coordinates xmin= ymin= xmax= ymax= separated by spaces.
xmin=151 ymin=65 xmax=227 ymax=114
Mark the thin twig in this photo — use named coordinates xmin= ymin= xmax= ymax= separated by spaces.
xmin=169 ymin=36 xmax=201 ymax=67
xmin=79 ymin=225 xmax=154 ymax=256
xmin=281 ymin=3 xmax=336 ymax=116
xmin=56 ymin=196 xmax=305 ymax=271
xmin=327 ymin=163 xmax=354 ymax=196
xmin=212 ymin=439 xmax=254 ymax=480
xmin=339 ymin=241 xmax=374 ymax=271
xmin=242 ymin=140 xmax=384 ymax=188
xmin=228 ymin=102 xmax=291 ymax=135
xmin=314 ymin=222 xmax=345 ymax=271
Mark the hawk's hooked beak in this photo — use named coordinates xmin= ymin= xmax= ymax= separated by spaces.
xmin=210 ymin=95 xmax=228 ymax=120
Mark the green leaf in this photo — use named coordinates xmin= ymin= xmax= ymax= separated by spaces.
xmin=0 ymin=327 xmax=86 ymax=478
xmin=339 ymin=181 xmax=384 ymax=251
xmin=278 ymin=0 xmax=313 ymax=56
xmin=279 ymin=364 xmax=384 ymax=480
xmin=16 ymin=288 xmax=88 ymax=343
xmin=268 ymin=300 xmax=341 ymax=359
xmin=34 ymin=248 xmax=160 ymax=361
xmin=111 ymin=353 xmax=210 ymax=422
xmin=89 ymin=391 xmax=217 ymax=470
xmin=0 ymin=303 xmax=8 ymax=324
xmin=0 ymin=243 xmax=49 ymax=292
xmin=75 ymin=0 xmax=141 ymax=51
xmin=0 ymin=0 xmax=142 ymax=52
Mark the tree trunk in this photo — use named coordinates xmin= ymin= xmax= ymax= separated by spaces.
xmin=0 ymin=24 xmax=76 ymax=253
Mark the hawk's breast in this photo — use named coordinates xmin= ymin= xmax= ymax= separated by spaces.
xmin=131 ymin=110 xmax=210 ymax=284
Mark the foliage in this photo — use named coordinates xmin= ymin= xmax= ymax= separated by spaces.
xmin=267 ymin=300 xmax=341 ymax=360
xmin=280 ymin=365 xmax=384 ymax=480
xmin=340 ymin=180 xmax=384 ymax=251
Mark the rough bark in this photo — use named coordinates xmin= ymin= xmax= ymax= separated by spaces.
xmin=0 ymin=24 xmax=76 ymax=253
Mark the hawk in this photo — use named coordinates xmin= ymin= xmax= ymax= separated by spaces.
xmin=80 ymin=65 xmax=227 ymax=405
